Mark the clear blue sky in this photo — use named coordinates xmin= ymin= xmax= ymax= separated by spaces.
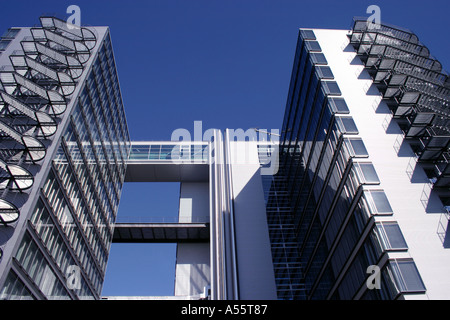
xmin=0 ymin=0 xmax=448 ymax=297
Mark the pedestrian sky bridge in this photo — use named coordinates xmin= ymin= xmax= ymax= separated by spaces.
xmin=113 ymin=139 xmax=279 ymax=244
xmin=124 ymin=141 xmax=209 ymax=183
xmin=112 ymin=141 xmax=211 ymax=244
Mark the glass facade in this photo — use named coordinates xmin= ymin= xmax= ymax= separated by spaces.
xmin=0 ymin=17 xmax=129 ymax=300
xmin=128 ymin=142 xmax=208 ymax=162
xmin=262 ymin=28 xmax=426 ymax=300
xmin=0 ymin=15 xmax=440 ymax=301
xmin=261 ymin=170 xmax=306 ymax=300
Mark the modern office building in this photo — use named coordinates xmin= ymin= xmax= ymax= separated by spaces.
xmin=0 ymin=15 xmax=449 ymax=301
xmin=0 ymin=16 xmax=276 ymax=301
xmin=0 ymin=16 xmax=130 ymax=299
xmin=272 ymin=18 xmax=450 ymax=300
xmin=112 ymin=135 xmax=279 ymax=300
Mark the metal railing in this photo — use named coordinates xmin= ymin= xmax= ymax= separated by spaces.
xmin=128 ymin=141 xmax=209 ymax=162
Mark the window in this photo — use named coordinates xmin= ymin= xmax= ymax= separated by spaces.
xmin=322 ymin=81 xmax=342 ymax=95
xmin=15 ymin=232 xmax=70 ymax=299
xmin=310 ymin=52 xmax=327 ymax=65
xmin=336 ymin=116 xmax=358 ymax=134
xmin=376 ymin=221 xmax=408 ymax=250
xmin=129 ymin=145 xmax=150 ymax=160
xmin=345 ymin=138 xmax=369 ymax=157
xmin=2 ymin=28 xmax=20 ymax=39
xmin=300 ymin=29 xmax=316 ymax=40
xmin=0 ymin=39 xmax=11 ymax=51
xmin=353 ymin=162 xmax=380 ymax=184
xmin=316 ymin=66 xmax=334 ymax=79
xmin=0 ymin=271 xmax=35 ymax=300
xmin=328 ymin=97 xmax=349 ymax=114
xmin=388 ymin=259 xmax=426 ymax=293
xmin=366 ymin=190 xmax=393 ymax=214
xmin=305 ymin=41 xmax=321 ymax=52
xmin=160 ymin=145 xmax=177 ymax=159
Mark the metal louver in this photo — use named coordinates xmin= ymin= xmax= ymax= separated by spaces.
xmin=0 ymin=16 xmax=97 ymax=224
xmin=349 ymin=18 xmax=450 ymax=189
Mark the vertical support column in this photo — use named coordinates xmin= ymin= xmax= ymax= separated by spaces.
xmin=209 ymin=130 xmax=239 ymax=300
xmin=209 ymin=129 xmax=224 ymax=300
xmin=223 ymin=130 xmax=240 ymax=300
xmin=226 ymin=136 xmax=277 ymax=300
xmin=175 ymin=182 xmax=210 ymax=298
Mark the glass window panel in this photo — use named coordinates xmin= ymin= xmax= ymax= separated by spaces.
xmin=347 ymin=138 xmax=369 ymax=157
xmin=329 ymin=97 xmax=349 ymax=114
xmin=310 ymin=52 xmax=327 ymax=65
xmin=0 ymin=40 xmax=11 ymax=50
xmin=0 ymin=271 xmax=35 ymax=300
xmin=337 ymin=116 xmax=358 ymax=134
xmin=370 ymin=190 xmax=393 ymax=213
xmin=305 ymin=40 xmax=321 ymax=52
xmin=2 ymin=28 xmax=20 ymax=39
xmin=359 ymin=162 xmax=380 ymax=184
xmin=390 ymin=259 xmax=426 ymax=293
xmin=300 ymin=29 xmax=316 ymax=40
xmin=160 ymin=145 xmax=176 ymax=159
xmin=323 ymin=81 xmax=342 ymax=95
xmin=317 ymin=66 xmax=334 ymax=79
xmin=149 ymin=145 xmax=160 ymax=159
xmin=382 ymin=222 xmax=408 ymax=249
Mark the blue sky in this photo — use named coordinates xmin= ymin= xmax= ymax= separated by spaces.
xmin=1 ymin=0 xmax=449 ymax=297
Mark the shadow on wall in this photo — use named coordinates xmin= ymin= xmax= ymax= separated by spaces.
xmin=175 ymin=243 xmax=210 ymax=296
xmin=437 ymin=218 xmax=450 ymax=249
xmin=232 ymin=167 xmax=278 ymax=300
xmin=0 ymin=226 xmax=14 ymax=246
xmin=343 ymin=44 xmax=356 ymax=53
